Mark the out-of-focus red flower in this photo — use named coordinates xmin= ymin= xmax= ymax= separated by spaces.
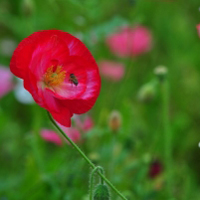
xmin=148 ymin=160 xmax=163 ymax=179
xmin=74 ymin=115 xmax=94 ymax=132
xmin=0 ymin=66 xmax=14 ymax=98
xmin=99 ymin=61 xmax=125 ymax=82
xmin=41 ymin=126 xmax=81 ymax=145
xmin=40 ymin=129 xmax=62 ymax=146
xmin=196 ymin=24 xmax=200 ymax=37
xmin=65 ymin=127 xmax=81 ymax=143
xmin=82 ymin=116 xmax=94 ymax=131
xmin=106 ymin=25 xmax=152 ymax=58
xmin=10 ymin=30 xmax=101 ymax=127
xmin=59 ymin=124 xmax=81 ymax=143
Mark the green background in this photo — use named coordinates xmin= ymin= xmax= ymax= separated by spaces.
xmin=0 ymin=0 xmax=200 ymax=199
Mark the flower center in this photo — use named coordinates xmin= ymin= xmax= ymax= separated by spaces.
xmin=44 ymin=66 xmax=66 ymax=87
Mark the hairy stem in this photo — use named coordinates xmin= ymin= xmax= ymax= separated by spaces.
xmin=47 ymin=112 xmax=127 ymax=200
xmin=89 ymin=166 xmax=105 ymax=200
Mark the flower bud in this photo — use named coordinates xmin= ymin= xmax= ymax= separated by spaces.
xmin=21 ymin=0 xmax=34 ymax=17
xmin=93 ymin=184 xmax=110 ymax=200
xmin=154 ymin=65 xmax=168 ymax=82
xmin=108 ymin=110 xmax=122 ymax=132
xmin=138 ymin=82 xmax=156 ymax=103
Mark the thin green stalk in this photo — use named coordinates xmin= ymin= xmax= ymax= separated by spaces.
xmin=90 ymin=166 xmax=105 ymax=200
xmin=161 ymin=79 xmax=173 ymax=197
xmin=47 ymin=112 xmax=127 ymax=200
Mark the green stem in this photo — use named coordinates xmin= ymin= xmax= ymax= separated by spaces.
xmin=161 ymin=79 xmax=173 ymax=197
xmin=90 ymin=166 xmax=105 ymax=200
xmin=47 ymin=112 xmax=127 ymax=200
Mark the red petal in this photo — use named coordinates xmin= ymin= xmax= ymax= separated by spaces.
xmin=10 ymin=30 xmax=70 ymax=79
xmin=53 ymin=31 xmax=96 ymax=63
xmin=29 ymin=33 xmax=69 ymax=79
xmin=62 ymin=97 xmax=97 ymax=114
xmin=24 ymin=71 xmax=60 ymax=113
xmin=23 ymin=71 xmax=45 ymax=107
xmin=51 ymin=56 xmax=87 ymax=99
xmin=50 ymin=108 xmax=72 ymax=127
xmin=63 ymin=56 xmax=100 ymax=101
xmin=42 ymin=89 xmax=60 ymax=113
xmin=48 ymin=56 xmax=100 ymax=102
xmin=10 ymin=34 xmax=36 ymax=78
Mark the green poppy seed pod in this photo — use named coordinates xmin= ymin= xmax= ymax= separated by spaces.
xmin=93 ymin=184 xmax=110 ymax=200
xmin=154 ymin=65 xmax=168 ymax=82
xmin=108 ymin=110 xmax=122 ymax=132
xmin=138 ymin=83 xmax=156 ymax=103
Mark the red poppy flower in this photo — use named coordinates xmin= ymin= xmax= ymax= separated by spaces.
xmin=10 ymin=30 xmax=101 ymax=127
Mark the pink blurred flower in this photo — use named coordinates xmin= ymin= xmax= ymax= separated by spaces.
xmin=40 ymin=129 xmax=62 ymax=146
xmin=0 ymin=66 xmax=14 ymax=98
xmin=74 ymin=115 xmax=94 ymax=132
xmin=83 ymin=116 xmax=94 ymax=131
xmin=65 ymin=127 xmax=81 ymax=143
xmin=41 ymin=126 xmax=81 ymax=145
xmin=196 ymin=24 xmax=200 ymax=37
xmin=59 ymin=124 xmax=81 ymax=143
xmin=106 ymin=25 xmax=152 ymax=57
xmin=99 ymin=60 xmax=125 ymax=82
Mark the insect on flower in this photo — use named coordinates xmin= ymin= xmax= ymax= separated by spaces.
xmin=69 ymin=73 xmax=78 ymax=86
xmin=10 ymin=30 xmax=101 ymax=127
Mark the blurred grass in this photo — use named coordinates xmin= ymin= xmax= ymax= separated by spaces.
xmin=1 ymin=0 xmax=200 ymax=199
